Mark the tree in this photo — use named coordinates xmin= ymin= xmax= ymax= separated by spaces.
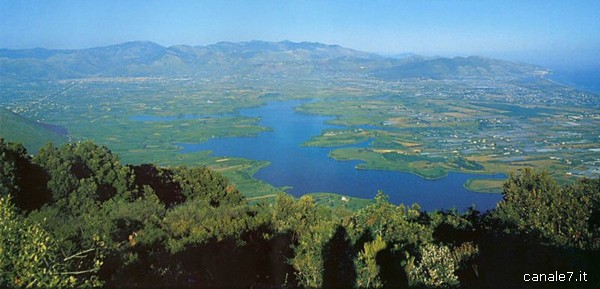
xmin=0 ymin=139 xmax=50 ymax=210
xmin=270 ymin=194 xmax=338 ymax=288
xmin=0 ymin=195 xmax=103 ymax=288
xmin=172 ymin=165 xmax=243 ymax=207
xmin=355 ymin=235 xmax=386 ymax=288
xmin=409 ymin=244 xmax=459 ymax=288
xmin=494 ymin=168 xmax=598 ymax=248
xmin=130 ymin=164 xmax=184 ymax=207
xmin=33 ymin=141 xmax=135 ymax=205
xmin=350 ymin=191 xmax=430 ymax=252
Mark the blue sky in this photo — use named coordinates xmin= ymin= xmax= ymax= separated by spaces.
xmin=1 ymin=0 xmax=599 ymax=68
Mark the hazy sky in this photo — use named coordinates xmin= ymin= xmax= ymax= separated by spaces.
xmin=1 ymin=0 xmax=599 ymax=68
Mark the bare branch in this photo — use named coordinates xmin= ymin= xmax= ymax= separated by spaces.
xmin=63 ymin=248 xmax=96 ymax=262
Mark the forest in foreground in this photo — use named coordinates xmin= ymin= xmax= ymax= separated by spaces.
xmin=1 ymin=139 xmax=599 ymax=289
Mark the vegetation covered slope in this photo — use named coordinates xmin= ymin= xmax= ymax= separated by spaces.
xmin=1 ymin=138 xmax=599 ymax=289
xmin=0 ymin=107 xmax=67 ymax=153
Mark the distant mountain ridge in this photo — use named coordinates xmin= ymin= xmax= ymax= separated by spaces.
xmin=373 ymin=55 xmax=543 ymax=80
xmin=0 ymin=40 xmax=544 ymax=81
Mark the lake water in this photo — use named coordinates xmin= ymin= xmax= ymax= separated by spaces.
xmin=174 ymin=100 xmax=503 ymax=211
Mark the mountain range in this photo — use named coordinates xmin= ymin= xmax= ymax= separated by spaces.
xmin=0 ymin=40 xmax=545 ymax=82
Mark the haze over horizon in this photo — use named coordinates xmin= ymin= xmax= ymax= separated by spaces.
xmin=1 ymin=0 xmax=600 ymax=69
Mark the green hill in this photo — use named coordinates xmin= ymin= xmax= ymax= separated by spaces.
xmin=0 ymin=107 xmax=67 ymax=153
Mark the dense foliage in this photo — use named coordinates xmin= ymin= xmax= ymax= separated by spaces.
xmin=1 ymin=139 xmax=599 ymax=288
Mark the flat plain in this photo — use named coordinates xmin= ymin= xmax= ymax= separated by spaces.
xmin=3 ymin=77 xmax=598 ymax=198
xmin=1 ymin=42 xmax=598 ymax=200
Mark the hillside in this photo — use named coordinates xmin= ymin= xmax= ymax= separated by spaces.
xmin=0 ymin=107 xmax=67 ymax=153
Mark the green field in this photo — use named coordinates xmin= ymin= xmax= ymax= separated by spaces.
xmin=297 ymin=92 xmax=599 ymax=186
xmin=464 ymin=179 xmax=505 ymax=194
xmin=1 ymin=76 xmax=598 ymax=198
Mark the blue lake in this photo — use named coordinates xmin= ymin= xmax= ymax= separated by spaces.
xmin=175 ymin=100 xmax=504 ymax=211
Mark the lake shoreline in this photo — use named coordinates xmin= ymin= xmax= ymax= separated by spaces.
xmin=177 ymin=100 xmax=504 ymax=211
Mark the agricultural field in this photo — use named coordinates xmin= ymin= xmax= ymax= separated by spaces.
xmin=297 ymin=79 xmax=600 ymax=192
xmin=3 ymin=75 xmax=598 ymax=197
